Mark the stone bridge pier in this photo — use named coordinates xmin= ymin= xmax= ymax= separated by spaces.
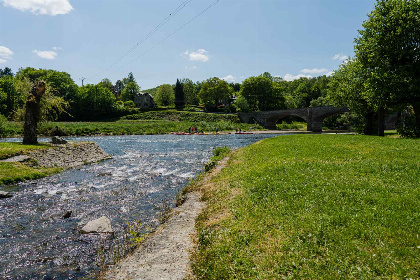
xmin=237 ymin=106 xmax=350 ymax=132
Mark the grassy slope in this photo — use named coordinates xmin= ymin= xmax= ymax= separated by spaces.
xmin=0 ymin=143 xmax=60 ymax=185
xmin=2 ymin=111 xmax=261 ymax=137
xmin=192 ymin=134 xmax=420 ymax=279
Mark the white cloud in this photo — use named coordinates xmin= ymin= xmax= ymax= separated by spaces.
xmin=326 ymin=71 xmax=334 ymax=77
xmin=300 ymin=68 xmax=328 ymax=74
xmin=184 ymin=65 xmax=197 ymax=70
xmin=52 ymin=46 xmax=63 ymax=51
xmin=33 ymin=50 xmax=58 ymax=59
xmin=283 ymin=73 xmax=312 ymax=81
xmin=0 ymin=46 xmax=13 ymax=63
xmin=184 ymin=49 xmax=209 ymax=62
xmin=333 ymin=54 xmax=348 ymax=61
xmin=221 ymin=75 xmax=235 ymax=83
xmin=2 ymin=0 xmax=73 ymax=16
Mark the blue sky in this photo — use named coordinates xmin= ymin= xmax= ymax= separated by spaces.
xmin=0 ymin=0 xmax=376 ymax=89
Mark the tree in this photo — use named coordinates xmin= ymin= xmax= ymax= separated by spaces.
xmin=23 ymin=81 xmax=46 ymax=144
xmin=15 ymin=67 xmax=78 ymax=101
xmin=98 ymin=78 xmax=115 ymax=94
xmin=0 ymin=76 xmax=25 ymax=117
xmin=327 ymin=58 xmax=377 ymax=135
xmin=198 ymin=77 xmax=231 ymax=111
xmin=114 ymin=79 xmax=124 ymax=99
xmin=240 ymin=76 xmax=285 ymax=111
xmin=354 ymin=0 xmax=420 ymax=136
xmin=0 ymin=67 xmax=14 ymax=78
xmin=72 ymin=84 xmax=116 ymax=120
xmin=122 ymin=72 xmax=136 ymax=88
xmin=181 ymin=78 xmax=198 ymax=105
xmin=155 ymin=84 xmax=175 ymax=106
xmin=121 ymin=81 xmax=140 ymax=102
xmin=174 ymin=78 xmax=185 ymax=109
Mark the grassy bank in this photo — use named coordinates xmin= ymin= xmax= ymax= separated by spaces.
xmin=1 ymin=117 xmax=261 ymax=138
xmin=190 ymin=134 xmax=420 ymax=279
xmin=0 ymin=143 xmax=60 ymax=185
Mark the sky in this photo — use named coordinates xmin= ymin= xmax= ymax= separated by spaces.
xmin=0 ymin=0 xmax=377 ymax=89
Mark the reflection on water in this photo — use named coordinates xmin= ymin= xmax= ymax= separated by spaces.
xmin=0 ymin=134 xmax=282 ymax=279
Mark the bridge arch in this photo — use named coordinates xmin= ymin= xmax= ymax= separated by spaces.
xmin=237 ymin=106 xmax=350 ymax=132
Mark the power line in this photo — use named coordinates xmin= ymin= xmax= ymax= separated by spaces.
xmin=88 ymin=0 xmax=193 ymax=81
xmin=114 ymin=0 xmax=221 ymax=73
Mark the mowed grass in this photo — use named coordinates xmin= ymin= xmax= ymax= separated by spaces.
xmin=0 ymin=142 xmax=59 ymax=185
xmin=191 ymin=134 xmax=420 ymax=279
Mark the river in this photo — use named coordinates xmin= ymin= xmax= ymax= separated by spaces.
xmin=0 ymin=133 xmax=282 ymax=279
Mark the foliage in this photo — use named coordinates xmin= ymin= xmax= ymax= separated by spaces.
xmin=234 ymin=95 xmax=250 ymax=112
xmin=328 ymin=58 xmax=377 ymax=134
xmin=198 ymin=77 xmax=232 ymax=111
xmin=192 ymin=134 xmax=420 ymax=279
xmin=122 ymin=110 xmax=241 ymax=123
xmin=72 ymin=84 xmax=116 ymax=120
xmin=155 ymin=84 xmax=175 ymax=106
xmin=0 ymin=67 xmax=14 ymax=78
xmin=240 ymin=76 xmax=285 ymax=111
xmin=354 ymin=0 xmax=420 ymax=136
xmin=121 ymin=81 xmax=140 ymax=102
xmin=15 ymin=67 xmax=78 ymax=101
xmin=396 ymin=106 xmax=420 ymax=137
xmin=174 ymin=78 xmax=185 ymax=108
xmin=182 ymin=78 xmax=199 ymax=105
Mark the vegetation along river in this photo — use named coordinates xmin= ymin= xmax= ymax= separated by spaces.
xmin=0 ymin=133 xmax=282 ymax=279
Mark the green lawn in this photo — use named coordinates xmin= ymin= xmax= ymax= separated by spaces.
xmin=191 ymin=134 xmax=420 ymax=279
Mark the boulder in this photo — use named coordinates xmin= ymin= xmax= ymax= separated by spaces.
xmin=0 ymin=191 xmax=12 ymax=198
xmin=51 ymin=136 xmax=67 ymax=144
xmin=81 ymin=216 xmax=113 ymax=234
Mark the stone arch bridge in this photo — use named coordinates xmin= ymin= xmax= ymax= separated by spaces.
xmin=237 ymin=106 xmax=349 ymax=132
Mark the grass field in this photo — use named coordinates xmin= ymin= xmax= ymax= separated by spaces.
xmin=190 ymin=134 xmax=420 ymax=279
xmin=0 ymin=143 xmax=59 ymax=185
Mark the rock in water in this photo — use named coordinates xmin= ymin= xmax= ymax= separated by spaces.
xmin=81 ymin=216 xmax=113 ymax=234
xmin=51 ymin=136 xmax=67 ymax=144
xmin=62 ymin=211 xmax=72 ymax=219
xmin=0 ymin=191 xmax=12 ymax=199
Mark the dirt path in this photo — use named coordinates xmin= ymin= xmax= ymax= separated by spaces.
xmin=104 ymin=191 xmax=205 ymax=280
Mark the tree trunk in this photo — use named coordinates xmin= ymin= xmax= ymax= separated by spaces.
xmin=364 ymin=110 xmax=375 ymax=135
xmin=22 ymin=81 xmax=46 ymax=145
xmin=412 ymin=102 xmax=420 ymax=136
xmin=377 ymin=107 xmax=386 ymax=137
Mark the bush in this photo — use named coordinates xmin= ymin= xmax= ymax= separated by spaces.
xmin=396 ymin=107 xmax=420 ymax=137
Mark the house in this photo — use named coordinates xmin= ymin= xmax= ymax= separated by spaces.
xmin=134 ymin=92 xmax=155 ymax=109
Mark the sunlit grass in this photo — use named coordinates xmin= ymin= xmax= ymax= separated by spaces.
xmin=0 ymin=142 xmax=50 ymax=159
xmin=192 ymin=134 xmax=420 ymax=279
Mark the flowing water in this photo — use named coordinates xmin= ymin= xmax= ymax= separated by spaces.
xmin=0 ymin=134 xmax=282 ymax=279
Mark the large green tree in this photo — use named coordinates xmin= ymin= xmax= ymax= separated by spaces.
xmin=240 ymin=76 xmax=285 ymax=111
xmin=72 ymin=84 xmax=116 ymax=120
xmin=181 ymin=78 xmax=198 ymax=105
xmin=198 ymin=77 xmax=231 ymax=111
xmin=328 ymin=58 xmax=377 ymax=135
xmin=155 ymin=84 xmax=175 ymax=106
xmin=121 ymin=81 xmax=140 ymax=102
xmin=355 ymin=0 xmax=420 ymax=136
xmin=15 ymin=67 xmax=78 ymax=101
xmin=174 ymin=78 xmax=185 ymax=109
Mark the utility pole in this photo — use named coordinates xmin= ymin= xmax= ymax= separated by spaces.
xmin=80 ymin=77 xmax=86 ymax=86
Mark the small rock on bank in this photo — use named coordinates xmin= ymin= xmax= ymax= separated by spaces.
xmin=0 ymin=191 xmax=12 ymax=198
xmin=81 ymin=216 xmax=113 ymax=234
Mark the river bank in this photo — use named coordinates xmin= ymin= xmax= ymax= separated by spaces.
xmin=0 ymin=134 xmax=281 ymax=279
xmin=186 ymin=134 xmax=420 ymax=279
xmin=0 ymin=141 xmax=110 ymax=186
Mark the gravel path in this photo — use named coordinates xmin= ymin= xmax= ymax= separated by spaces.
xmin=104 ymin=191 xmax=205 ymax=280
